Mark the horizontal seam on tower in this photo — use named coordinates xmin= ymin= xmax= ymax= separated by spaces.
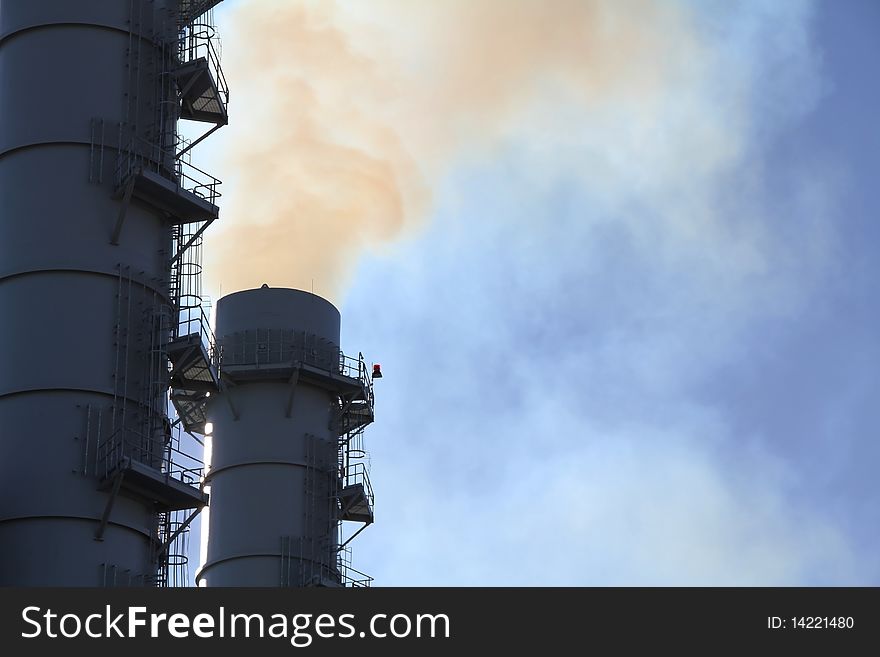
xmin=0 ymin=269 xmax=169 ymax=297
xmin=0 ymin=387 xmax=122 ymax=402
xmin=0 ymin=515 xmax=153 ymax=538
xmin=0 ymin=140 xmax=116 ymax=161
xmin=205 ymin=460 xmax=311 ymax=479
xmin=0 ymin=21 xmax=150 ymax=49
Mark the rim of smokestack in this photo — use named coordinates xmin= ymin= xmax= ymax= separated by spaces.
xmin=215 ymin=287 xmax=342 ymax=330
xmin=218 ymin=285 xmax=338 ymax=309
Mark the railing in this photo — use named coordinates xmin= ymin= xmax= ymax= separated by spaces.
xmin=177 ymin=1 xmax=224 ymax=28
xmin=177 ymin=158 xmax=221 ymax=205
xmin=342 ymin=462 xmax=374 ymax=511
xmin=339 ymin=565 xmax=373 ymax=588
xmin=180 ymin=23 xmax=229 ymax=111
xmin=167 ymin=442 xmax=207 ymax=486
xmin=163 ymin=516 xmax=191 ymax=588
xmin=220 ymin=330 xmax=372 ymax=387
xmin=115 ymin=134 xmax=222 ymax=207
xmin=220 ymin=329 xmax=336 ymax=371
xmin=176 ymin=298 xmax=219 ymax=368
xmin=345 ymin=428 xmax=367 ymax=459
xmin=357 ymin=352 xmax=375 ymax=409
xmin=340 ymin=351 xmax=373 ymax=390
xmin=98 ymin=427 xmax=204 ymax=488
xmin=336 ymin=546 xmax=373 ymax=588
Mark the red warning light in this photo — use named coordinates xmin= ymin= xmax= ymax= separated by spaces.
xmin=372 ymin=364 xmax=383 ymax=379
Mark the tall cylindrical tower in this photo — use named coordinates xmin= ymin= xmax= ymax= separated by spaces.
xmin=199 ymin=287 xmax=375 ymax=587
xmin=0 ymin=0 xmax=227 ymax=586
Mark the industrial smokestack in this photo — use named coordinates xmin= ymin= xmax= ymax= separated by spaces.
xmin=0 ymin=0 xmax=227 ymax=585
xmin=198 ymin=287 xmax=375 ymax=587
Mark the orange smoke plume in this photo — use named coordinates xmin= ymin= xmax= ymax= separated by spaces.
xmin=206 ymin=0 xmax=696 ymax=300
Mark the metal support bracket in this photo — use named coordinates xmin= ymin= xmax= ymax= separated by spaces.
xmin=284 ymin=369 xmax=300 ymax=418
xmin=220 ymin=379 xmax=240 ymax=420
xmin=176 ymin=123 xmax=223 ymax=161
xmin=94 ymin=469 xmax=125 ymax=541
xmin=337 ymin=522 xmax=370 ymax=550
xmin=170 ymin=218 xmax=215 ymax=265
xmin=154 ymin=508 xmax=201 ymax=559
xmin=177 ymin=68 xmax=206 ymax=104
xmin=111 ymin=177 xmax=136 ymax=245
xmin=340 ymin=395 xmax=355 ymax=418
xmin=185 ymin=430 xmax=205 ymax=446
xmin=167 ymin=344 xmax=198 ymax=380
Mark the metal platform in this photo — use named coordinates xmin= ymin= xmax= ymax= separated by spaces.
xmin=337 ymin=399 xmax=374 ymax=434
xmin=101 ymin=457 xmax=208 ymax=512
xmin=175 ymin=58 xmax=228 ymax=125
xmin=171 ymin=389 xmax=211 ymax=434
xmin=168 ymin=333 xmax=217 ymax=434
xmin=338 ymin=483 xmax=374 ymax=525
xmin=222 ymin=359 xmax=369 ymax=395
xmin=178 ymin=0 xmax=225 ymax=26
xmin=337 ymin=461 xmax=374 ymax=528
xmin=129 ymin=168 xmax=219 ymax=223
xmin=168 ymin=333 xmax=219 ymax=392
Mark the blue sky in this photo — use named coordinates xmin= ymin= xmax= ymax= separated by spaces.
xmin=190 ymin=0 xmax=879 ymax=585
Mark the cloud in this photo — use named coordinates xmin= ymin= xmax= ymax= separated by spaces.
xmin=194 ymin=0 xmax=876 ymax=584
xmin=334 ymin=0 xmax=869 ymax=584
xmin=368 ymin=418 xmax=860 ymax=585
